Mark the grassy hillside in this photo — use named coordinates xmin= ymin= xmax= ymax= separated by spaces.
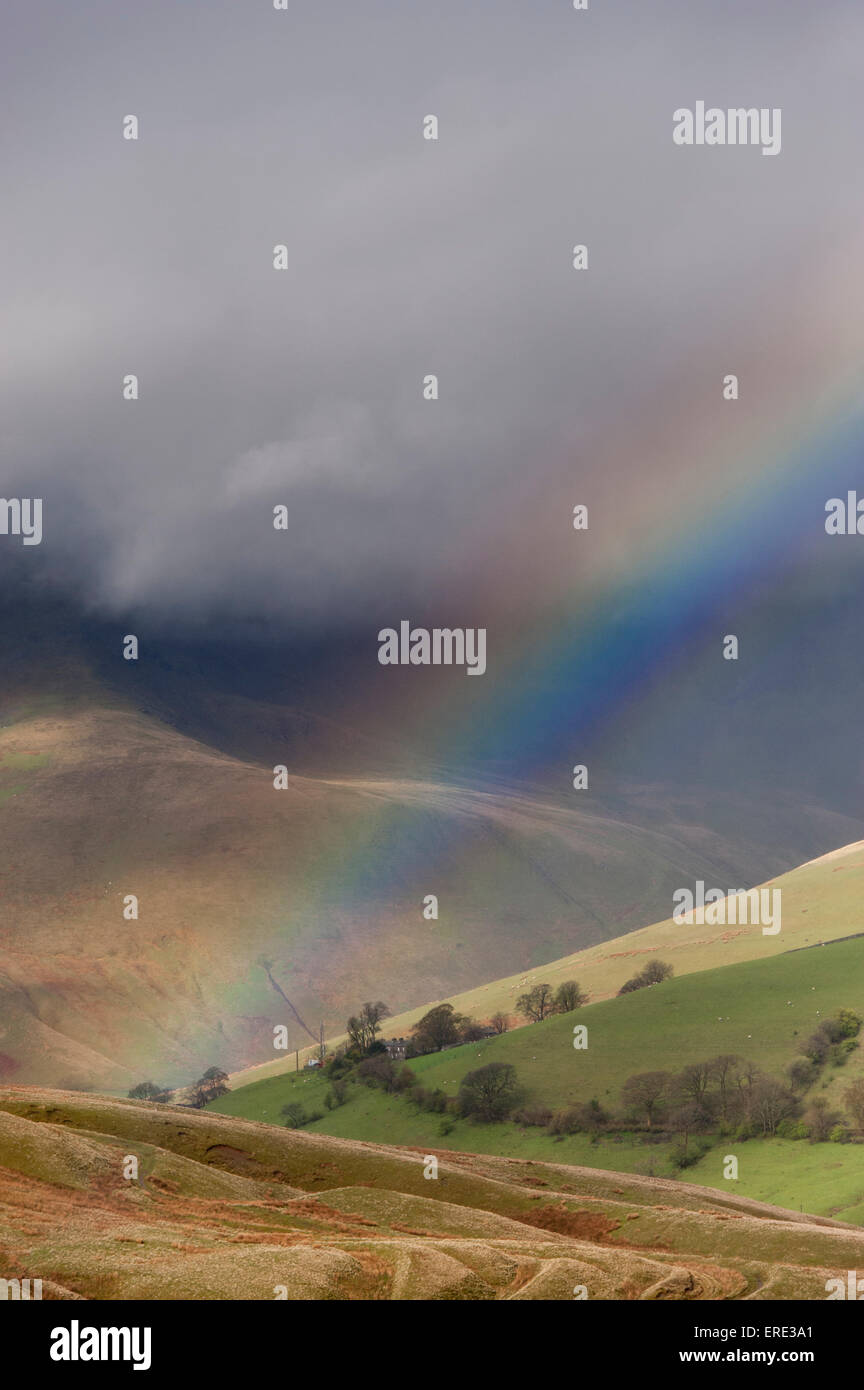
xmin=216 ymin=935 xmax=864 ymax=1222
xmin=7 ymin=672 xmax=860 ymax=1093
xmin=2 ymin=1087 xmax=863 ymax=1300
xmin=232 ymin=839 xmax=864 ymax=1089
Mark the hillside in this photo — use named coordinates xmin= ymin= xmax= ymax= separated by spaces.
xmin=4 ymin=604 xmax=861 ymax=1092
xmin=1 ymin=1087 xmax=862 ymax=1300
xmin=216 ymin=935 xmax=864 ymax=1222
xmin=231 ymin=839 xmax=864 ymax=1088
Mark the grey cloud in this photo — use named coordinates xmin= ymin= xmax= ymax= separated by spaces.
xmin=1 ymin=0 xmax=863 ymax=627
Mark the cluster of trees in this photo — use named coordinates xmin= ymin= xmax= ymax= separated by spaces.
xmin=617 ymin=959 xmax=674 ymax=996
xmin=191 ymin=1067 xmax=230 ymax=1107
xmin=516 ymin=980 xmax=587 ymax=1022
xmin=325 ymin=1048 xmax=522 ymax=1128
xmin=127 ymin=1065 xmax=230 ymax=1109
xmin=620 ymin=1056 xmax=791 ymax=1162
xmin=843 ymin=1078 xmax=864 ymax=1130
xmin=339 ymin=998 xmax=511 ymax=1063
xmin=398 ymin=1059 xmax=521 ymax=1125
xmin=410 ymin=1002 xmax=506 ymax=1053
xmin=499 ymin=1011 xmax=864 ymax=1162
xmin=513 ymin=1099 xmax=608 ymax=1136
xmin=340 ymin=980 xmax=591 ymax=1066
xmin=794 ymin=1009 xmax=861 ymax=1074
xmin=346 ymin=1056 xmax=604 ymax=1135
xmin=274 ymin=999 xmax=864 ymax=1151
xmin=614 ymin=1011 xmax=863 ymax=1160
xmin=128 ymin=1080 xmax=167 ymax=1102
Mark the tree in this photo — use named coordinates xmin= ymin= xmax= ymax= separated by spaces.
xmin=621 ymin=1071 xmax=671 ymax=1128
xmin=617 ymin=960 xmax=673 ymax=995
xmin=804 ymin=1096 xmax=840 ymax=1143
xmin=280 ymin=1101 xmax=324 ymax=1128
xmin=412 ymin=1003 xmax=465 ymax=1053
xmin=617 ymin=976 xmax=642 ymax=996
xmin=749 ymin=1077 xmax=796 ymax=1137
xmin=458 ymin=1062 xmax=519 ymax=1122
xmin=844 ymin=1078 xmax=864 ymax=1130
xmin=786 ymin=1057 xmax=816 ymax=1093
xmin=836 ymin=1009 xmax=862 ymax=1039
xmin=356 ymin=1054 xmax=398 ymax=1091
xmin=554 ymin=981 xmax=588 ymax=1014
xmin=675 ymin=1061 xmax=714 ymax=1116
xmin=346 ymin=1001 xmax=390 ymax=1056
xmin=127 ymin=1081 xmax=161 ymax=1101
xmin=516 ymin=983 xmax=555 ymax=1023
xmin=459 ymin=1019 xmax=488 ymax=1043
xmin=490 ymin=1012 xmax=510 ymax=1035
xmin=709 ymin=1054 xmax=741 ymax=1123
xmin=547 ymin=1100 xmax=609 ymax=1137
xmin=735 ymin=1059 xmax=761 ymax=1093
xmin=799 ymin=1025 xmax=832 ymax=1065
xmin=641 ymin=959 xmax=674 ymax=985
xmin=669 ymin=1101 xmax=704 ymax=1158
xmin=193 ymin=1066 xmax=229 ymax=1108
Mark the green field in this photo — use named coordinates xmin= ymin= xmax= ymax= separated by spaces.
xmin=213 ymin=934 xmax=864 ymax=1221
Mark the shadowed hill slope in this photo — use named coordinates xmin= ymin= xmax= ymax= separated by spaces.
xmin=0 ymin=588 xmax=861 ymax=1091
xmin=4 ymin=693 xmax=859 ymax=1091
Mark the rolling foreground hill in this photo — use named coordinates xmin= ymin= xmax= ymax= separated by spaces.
xmin=1 ymin=1088 xmax=862 ymax=1300
xmin=3 ymin=595 xmax=860 ymax=1092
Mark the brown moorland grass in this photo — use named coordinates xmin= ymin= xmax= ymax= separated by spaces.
xmin=0 ymin=1088 xmax=861 ymax=1300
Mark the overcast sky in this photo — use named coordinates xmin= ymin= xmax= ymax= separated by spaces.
xmin=2 ymin=0 xmax=864 ymax=633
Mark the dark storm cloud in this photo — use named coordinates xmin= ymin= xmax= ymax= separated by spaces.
xmin=1 ymin=0 xmax=863 ymax=629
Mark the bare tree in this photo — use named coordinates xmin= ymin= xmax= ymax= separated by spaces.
xmin=516 ymin=983 xmax=555 ymax=1023
xmin=733 ymin=1060 xmax=762 ymax=1121
xmin=803 ymin=1096 xmax=839 ymax=1142
xmin=709 ymin=1055 xmax=740 ymax=1123
xmin=346 ymin=1001 xmax=390 ymax=1055
xmin=675 ymin=1061 xmax=713 ymax=1113
xmin=621 ymin=1071 xmax=671 ymax=1129
xmin=669 ymin=1101 xmax=704 ymax=1158
xmin=554 ymin=980 xmax=588 ymax=1014
xmin=640 ymin=959 xmax=674 ymax=985
xmin=844 ymin=1078 xmax=864 ymax=1130
xmin=750 ymin=1077 xmax=796 ymax=1136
